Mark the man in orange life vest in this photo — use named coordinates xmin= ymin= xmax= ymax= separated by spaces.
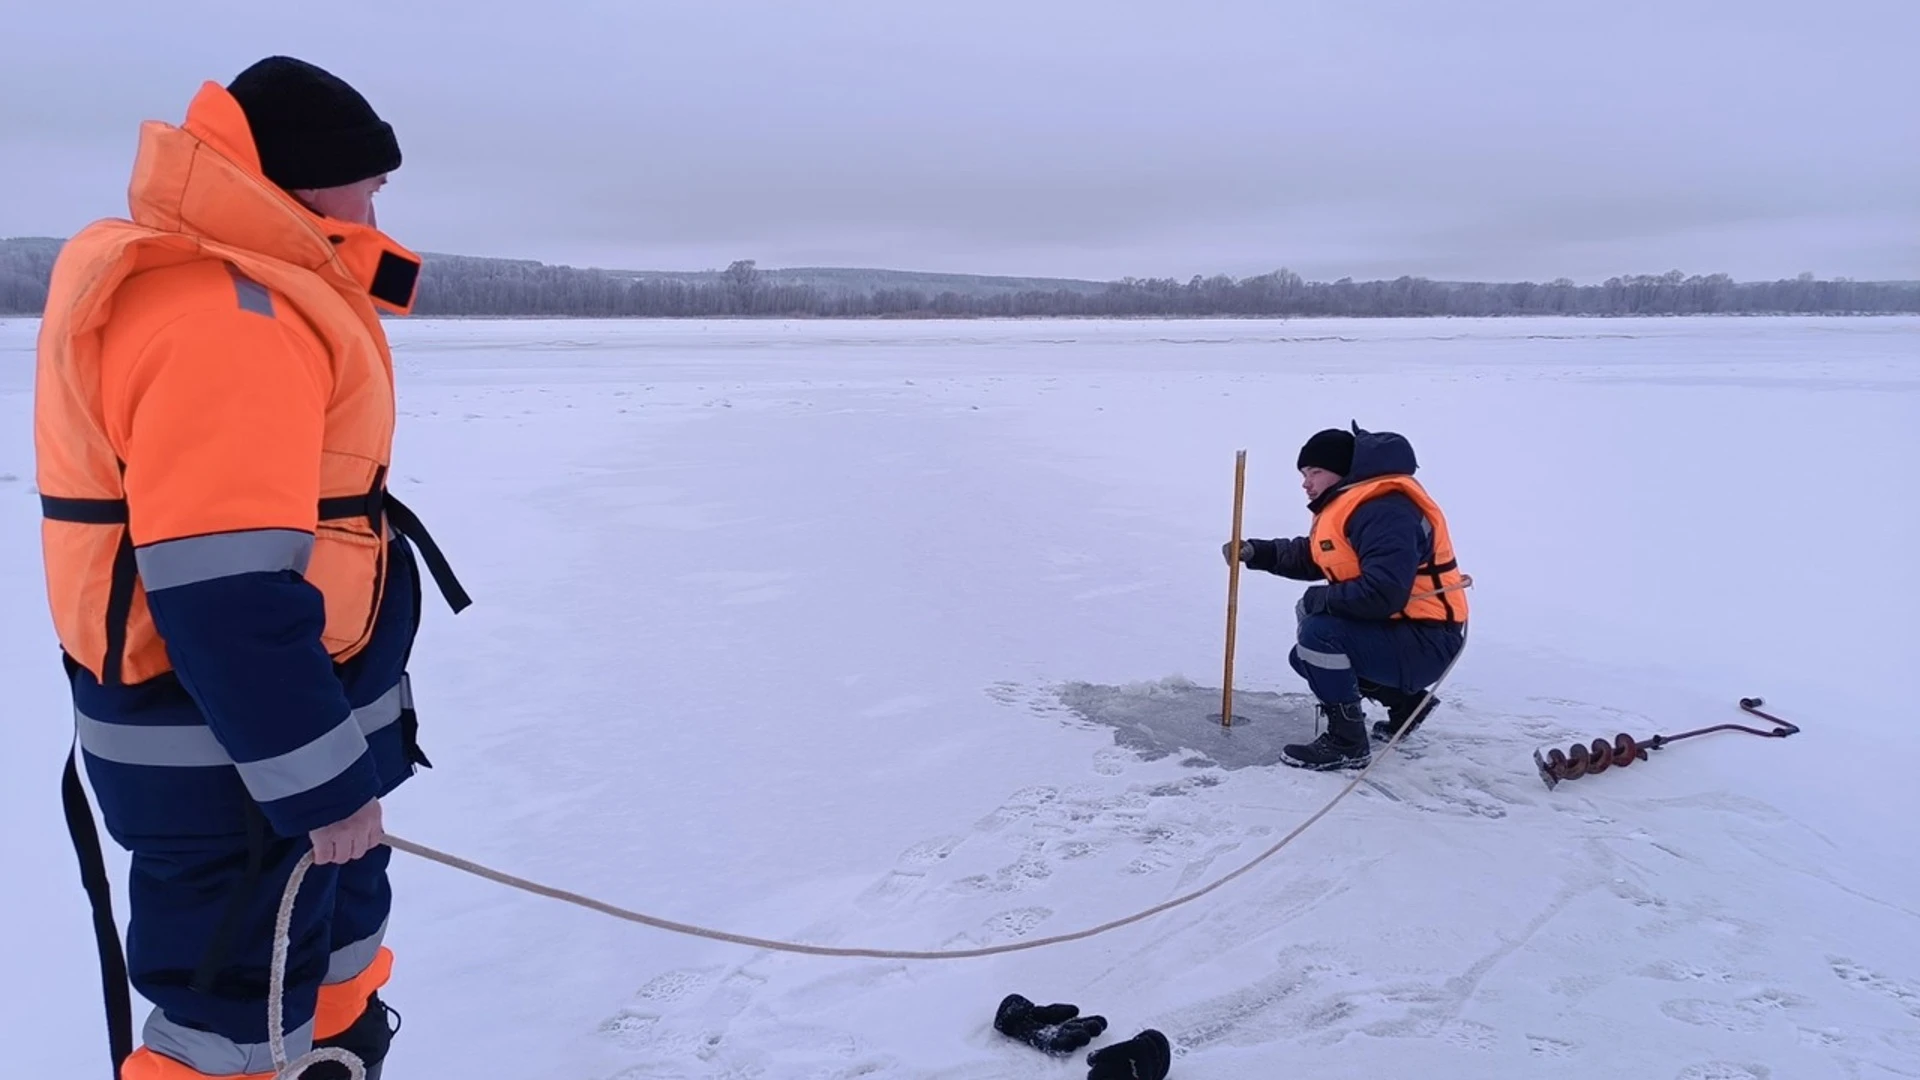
xmin=1225 ymin=423 xmax=1468 ymax=770
xmin=35 ymin=57 xmax=468 ymax=1078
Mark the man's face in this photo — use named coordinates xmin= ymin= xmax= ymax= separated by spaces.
xmin=294 ymin=174 xmax=388 ymax=227
xmin=1300 ymin=466 xmax=1342 ymax=501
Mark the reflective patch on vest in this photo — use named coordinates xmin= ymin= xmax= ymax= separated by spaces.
xmin=133 ymin=529 xmax=314 ymax=592
xmin=224 ymin=262 xmax=275 ymax=318
xmin=1319 ymin=539 xmax=1335 ymax=551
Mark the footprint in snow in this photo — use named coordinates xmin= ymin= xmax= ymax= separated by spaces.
xmin=633 ymin=968 xmax=717 ymax=1004
xmin=1439 ymin=1019 xmax=1497 ymax=1052
xmin=948 ymin=849 xmax=1053 ymax=896
xmin=1742 ymin=988 xmax=1810 ymax=1013
xmin=596 ymin=1010 xmax=662 ymax=1051
xmin=1637 ymin=959 xmax=1745 ymax=985
xmin=898 ymin=835 xmax=965 ymax=867
xmin=1549 ymin=973 xmax=1609 ymax=1000
xmin=853 ymin=870 xmax=924 ymax=907
xmin=1527 ymin=1034 xmax=1577 ymax=1058
xmin=1145 ymin=774 xmax=1222 ymax=797
xmin=1795 ymin=1026 xmax=1846 ymax=1050
xmin=1659 ymin=999 xmax=1767 ymax=1034
xmin=1674 ymin=1064 xmax=1772 ymax=1080
xmin=984 ymin=681 xmax=1024 ymax=708
xmin=1052 ymin=839 xmax=1101 ymax=860
xmin=982 ymin=906 xmax=1053 ymax=939
xmin=1829 ymin=957 xmax=1920 ymax=1018
xmin=1659 ymin=990 xmax=1806 ymax=1034
xmin=973 ymin=785 xmax=1060 ymax=832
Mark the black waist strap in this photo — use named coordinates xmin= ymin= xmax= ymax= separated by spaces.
xmin=42 ymin=485 xmax=471 ymax=614
xmin=380 ymin=492 xmax=472 ymax=613
xmin=1416 ymin=556 xmax=1462 ymax=626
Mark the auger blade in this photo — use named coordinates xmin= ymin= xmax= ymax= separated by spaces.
xmin=1533 ymin=746 xmax=1560 ymax=791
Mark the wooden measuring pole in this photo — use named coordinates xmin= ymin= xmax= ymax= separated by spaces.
xmin=1221 ymin=449 xmax=1247 ymax=727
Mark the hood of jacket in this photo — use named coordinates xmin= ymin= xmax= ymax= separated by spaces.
xmin=1309 ymin=421 xmax=1421 ymax=512
xmin=123 ymin=80 xmax=419 ymax=313
xmin=1342 ymin=422 xmax=1418 ymax=482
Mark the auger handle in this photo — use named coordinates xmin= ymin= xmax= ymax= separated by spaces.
xmin=1736 ymin=696 xmax=1801 ymax=737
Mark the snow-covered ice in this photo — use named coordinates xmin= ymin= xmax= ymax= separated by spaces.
xmin=3 ymin=314 xmax=1916 ymax=1079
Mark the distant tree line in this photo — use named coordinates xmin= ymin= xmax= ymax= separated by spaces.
xmin=409 ymin=261 xmax=1919 ymax=318
xmin=1 ymin=237 xmax=60 ymax=315
xmin=5 ymin=242 xmax=1916 ymax=319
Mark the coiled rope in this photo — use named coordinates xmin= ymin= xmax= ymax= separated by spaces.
xmin=267 ymin=627 xmax=1468 ymax=1076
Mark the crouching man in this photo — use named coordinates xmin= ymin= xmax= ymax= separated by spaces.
xmin=1224 ymin=423 xmax=1469 ymax=770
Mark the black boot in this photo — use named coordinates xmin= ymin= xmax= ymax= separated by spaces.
xmin=1364 ymin=685 xmax=1440 ymax=742
xmin=306 ymin=992 xmax=401 ymax=1079
xmin=1281 ymin=701 xmax=1372 ymax=771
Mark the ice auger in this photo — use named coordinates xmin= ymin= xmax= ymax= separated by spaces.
xmin=1533 ymin=697 xmax=1801 ymax=790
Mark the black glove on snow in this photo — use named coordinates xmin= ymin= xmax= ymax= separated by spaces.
xmin=1087 ymin=1028 xmax=1172 ymax=1080
xmin=994 ymin=993 xmax=1109 ymax=1056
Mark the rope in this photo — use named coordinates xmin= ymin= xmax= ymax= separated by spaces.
xmin=261 ymin=621 xmax=1468 ymax=1065
xmin=382 ymin=625 xmax=1470 ymax=961
xmin=269 ymin=850 xmax=367 ymax=1080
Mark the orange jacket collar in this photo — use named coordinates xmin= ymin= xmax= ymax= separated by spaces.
xmin=127 ymin=80 xmax=421 ymax=314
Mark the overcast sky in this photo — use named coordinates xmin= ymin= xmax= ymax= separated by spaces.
xmin=5 ymin=0 xmax=1915 ymax=283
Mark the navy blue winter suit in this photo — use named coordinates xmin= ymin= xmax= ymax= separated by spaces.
xmin=70 ymin=530 xmax=429 ymax=1071
xmin=1244 ymin=429 xmax=1464 ymax=706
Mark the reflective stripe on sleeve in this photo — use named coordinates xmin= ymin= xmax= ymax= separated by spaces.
xmin=133 ymin=529 xmax=314 ymax=592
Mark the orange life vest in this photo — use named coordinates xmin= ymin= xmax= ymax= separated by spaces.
xmin=1309 ymin=474 xmax=1468 ymax=624
xmin=34 ymin=80 xmax=465 ymax=687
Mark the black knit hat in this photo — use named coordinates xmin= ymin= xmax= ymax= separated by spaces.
xmin=1296 ymin=427 xmax=1355 ymax=475
xmin=227 ymin=56 xmax=401 ymax=190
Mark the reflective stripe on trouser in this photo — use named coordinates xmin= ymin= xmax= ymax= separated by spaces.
xmin=117 ymin=945 xmax=392 ymax=1080
xmin=329 ymin=915 xmax=388 ymax=984
xmin=120 ymin=1045 xmax=278 ymax=1079
xmin=74 ymin=676 xmax=407 ymax=802
xmin=1290 ymin=613 xmax=1361 ymax=704
xmin=1290 ymin=613 xmax=1462 ymax=705
xmin=123 ymin=840 xmax=395 ymax=1078
xmin=140 ymin=1013 xmax=311 ymax=1077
